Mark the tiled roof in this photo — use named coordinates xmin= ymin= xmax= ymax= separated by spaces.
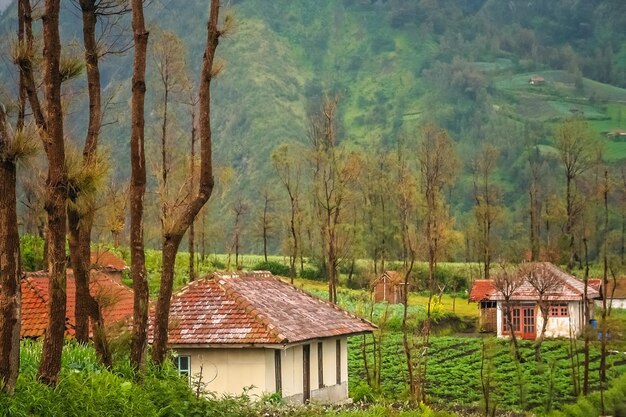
xmin=20 ymin=270 xmax=134 ymax=338
xmin=469 ymin=279 xmax=497 ymax=302
xmin=469 ymin=263 xmax=600 ymax=302
xmin=90 ymin=250 xmax=129 ymax=271
xmin=161 ymin=271 xmax=376 ymax=346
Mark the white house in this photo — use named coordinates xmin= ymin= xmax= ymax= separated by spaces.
xmin=158 ymin=271 xmax=376 ymax=403
xmin=469 ymin=263 xmax=600 ymax=340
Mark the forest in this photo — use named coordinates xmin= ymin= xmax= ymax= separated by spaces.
xmin=0 ymin=0 xmax=626 ymax=416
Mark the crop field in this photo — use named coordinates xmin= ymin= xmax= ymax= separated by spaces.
xmin=348 ymin=334 xmax=626 ymax=412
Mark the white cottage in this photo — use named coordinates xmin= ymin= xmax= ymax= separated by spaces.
xmin=469 ymin=263 xmax=600 ymax=340
xmin=159 ymin=271 xmax=376 ymax=403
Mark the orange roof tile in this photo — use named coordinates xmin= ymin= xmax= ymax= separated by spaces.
xmin=156 ymin=271 xmax=376 ymax=347
xmin=20 ymin=270 xmax=134 ymax=338
xmin=469 ymin=279 xmax=496 ymax=302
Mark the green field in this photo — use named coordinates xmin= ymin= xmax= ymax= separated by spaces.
xmin=348 ymin=334 xmax=626 ymax=412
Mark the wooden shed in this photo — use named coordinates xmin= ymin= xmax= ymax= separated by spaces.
xmin=469 ymin=279 xmax=497 ymax=332
xmin=372 ymin=271 xmax=407 ymax=304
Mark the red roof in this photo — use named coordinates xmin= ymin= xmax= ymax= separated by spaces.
xmin=90 ymin=250 xmax=128 ymax=271
xmin=157 ymin=271 xmax=376 ymax=347
xmin=21 ymin=270 xmax=134 ymax=338
xmin=468 ymin=263 xmax=600 ymax=302
xmin=469 ymin=279 xmax=497 ymax=302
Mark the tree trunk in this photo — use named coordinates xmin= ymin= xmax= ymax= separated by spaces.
xmin=0 ymin=106 xmax=21 ymax=394
xmin=582 ymin=238 xmax=590 ymax=395
xmin=129 ymin=0 xmax=150 ymax=373
xmin=189 ymin=108 xmax=196 ymax=282
xmin=38 ymin=0 xmax=67 ymax=387
xmin=151 ymin=0 xmax=220 ymax=366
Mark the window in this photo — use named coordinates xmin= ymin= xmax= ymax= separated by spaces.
xmin=336 ymin=339 xmax=341 ymax=385
xmin=318 ymin=342 xmax=324 ymax=388
xmin=549 ymin=303 xmax=569 ymax=317
xmin=274 ymin=350 xmax=282 ymax=393
xmin=173 ymin=355 xmax=191 ymax=378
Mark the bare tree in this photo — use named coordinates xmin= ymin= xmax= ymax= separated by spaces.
xmin=151 ymin=0 xmax=225 ymax=365
xmin=229 ymin=198 xmax=248 ymax=270
xmin=554 ymin=118 xmax=597 ymax=269
xmin=471 ymin=144 xmax=501 ymax=278
xmin=493 ymin=264 xmax=525 ymax=362
xmin=0 ymin=105 xmax=36 ymax=393
xmin=129 ymin=0 xmax=150 ymax=373
xmin=68 ymin=0 xmax=129 ymax=367
xmin=527 ymin=145 xmax=544 ymax=261
xmin=309 ymin=96 xmax=360 ymax=303
xmin=416 ymin=123 xmax=458 ymax=342
xmin=37 ymin=0 xmax=69 ymax=387
xmin=256 ymin=187 xmax=276 ymax=263
xmin=272 ymin=143 xmax=302 ymax=283
xmin=526 ymin=263 xmax=560 ymax=361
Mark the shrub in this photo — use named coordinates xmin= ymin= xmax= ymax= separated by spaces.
xmin=20 ymin=234 xmax=44 ymax=271
xmin=252 ymin=261 xmax=290 ymax=276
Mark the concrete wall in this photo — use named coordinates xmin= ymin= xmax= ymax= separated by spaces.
xmin=175 ymin=348 xmax=269 ymax=399
xmin=496 ymin=301 xmax=585 ymax=339
xmin=596 ymin=298 xmax=626 ymax=309
xmin=176 ymin=337 xmax=350 ymax=404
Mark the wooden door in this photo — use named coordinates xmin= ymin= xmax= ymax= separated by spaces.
xmin=522 ymin=306 xmax=536 ymax=340
xmin=303 ymin=345 xmax=310 ymax=403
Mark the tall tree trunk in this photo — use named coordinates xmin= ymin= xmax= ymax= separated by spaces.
xmin=189 ymin=108 xmax=196 ymax=282
xmin=599 ymin=170 xmax=609 ymax=414
xmin=582 ymin=238 xmax=590 ymax=395
xmin=0 ymin=106 xmax=22 ymax=394
xmin=151 ymin=0 xmax=220 ymax=365
xmin=38 ymin=0 xmax=68 ymax=387
xmin=129 ymin=0 xmax=150 ymax=373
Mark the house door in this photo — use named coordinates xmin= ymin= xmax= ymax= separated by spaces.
xmin=303 ymin=345 xmax=310 ymax=403
xmin=522 ymin=306 xmax=536 ymax=340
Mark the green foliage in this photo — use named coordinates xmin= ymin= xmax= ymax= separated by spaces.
xmin=20 ymin=234 xmax=44 ymax=272
xmin=252 ymin=260 xmax=291 ymax=277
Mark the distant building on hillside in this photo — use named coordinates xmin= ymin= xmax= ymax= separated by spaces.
xmin=468 ymin=263 xmax=600 ymax=340
xmin=151 ymin=271 xmax=376 ymax=404
xmin=528 ymin=75 xmax=545 ymax=85
xmin=371 ymin=271 xmax=407 ymax=304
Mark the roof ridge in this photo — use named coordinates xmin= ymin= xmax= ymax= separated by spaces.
xmin=217 ymin=276 xmax=287 ymax=343
xmin=23 ymin=276 xmax=49 ymax=304
xmin=544 ymin=262 xmax=597 ymax=298
xmin=276 ymin=276 xmax=377 ymax=329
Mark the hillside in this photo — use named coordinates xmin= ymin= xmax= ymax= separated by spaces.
xmin=1 ymin=0 xmax=626 ymax=254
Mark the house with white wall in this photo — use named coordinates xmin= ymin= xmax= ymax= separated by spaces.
xmin=159 ymin=271 xmax=376 ymax=403
xmin=469 ymin=263 xmax=600 ymax=340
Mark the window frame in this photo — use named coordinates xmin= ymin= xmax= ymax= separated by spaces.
xmin=173 ymin=355 xmax=191 ymax=379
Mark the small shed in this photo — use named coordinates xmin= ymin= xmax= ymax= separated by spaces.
xmin=529 ymin=75 xmax=545 ymax=85
xmin=372 ymin=271 xmax=406 ymax=304
xmin=469 ymin=279 xmax=497 ymax=332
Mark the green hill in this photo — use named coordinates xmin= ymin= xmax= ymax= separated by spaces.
xmin=1 ymin=0 xmax=626 ymax=252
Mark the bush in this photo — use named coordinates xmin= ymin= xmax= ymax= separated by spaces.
xmin=20 ymin=234 xmax=44 ymax=271
xmin=299 ymin=266 xmax=324 ymax=281
xmin=252 ymin=261 xmax=291 ymax=276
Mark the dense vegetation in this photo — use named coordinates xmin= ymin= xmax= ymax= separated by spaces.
xmin=1 ymin=0 xmax=625 ymax=265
